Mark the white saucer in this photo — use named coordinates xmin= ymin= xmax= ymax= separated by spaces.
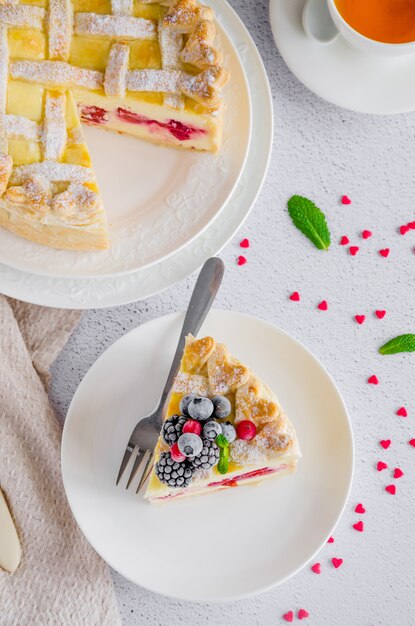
xmin=270 ymin=0 xmax=415 ymax=114
xmin=0 ymin=14 xmax=251 ymax=278
xmin=0 ymin=0 xmax=272 ymax=308
xmin=61 ymin=310 xmax=354 ymax=602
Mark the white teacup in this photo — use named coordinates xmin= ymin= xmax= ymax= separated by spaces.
xmin=303 ymin=0 xmax=415 ymax=57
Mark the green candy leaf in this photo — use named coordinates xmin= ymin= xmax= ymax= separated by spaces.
xmin=379 ymin=334 xmax=415 ymax=355
xmin=216 ymin=434 xmax=228 ymax=449
xmin=217 ymin=446 xmax=229 ymax=475
xmin=216 ymin=434 xmax=229 ymax=474
xmin=287 ymin=195 xmax=331 ymax=251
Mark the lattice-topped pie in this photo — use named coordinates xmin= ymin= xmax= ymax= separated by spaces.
xmin=0 ymin=0 xmax=229 ymax=251
xmin=145 ymin=335 xmax=301 ymax=502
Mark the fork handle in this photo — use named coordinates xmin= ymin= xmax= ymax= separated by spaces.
xmin=155 ymin=257 xmax=224 ymax=426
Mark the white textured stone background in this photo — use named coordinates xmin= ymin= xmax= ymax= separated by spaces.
xmin=50 ymin=0 xmax=415 ymax=623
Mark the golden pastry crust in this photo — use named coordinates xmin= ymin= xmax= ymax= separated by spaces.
xmin=207 ymin=342 xmax=250 ymax=395
xmin=181 ymin=334 xmax=216 ymax=373
xmin=0 ymin=202 xmax=109 ymax=250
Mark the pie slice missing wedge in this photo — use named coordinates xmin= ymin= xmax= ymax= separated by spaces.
xmin=0 ymin=0 xmax=229 ymax=251
xmin=144 ymin=335 xmax=301 ymax=502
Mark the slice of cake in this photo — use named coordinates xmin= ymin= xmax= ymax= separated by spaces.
xmin=145 ymin=335 xmax=301 ymax=502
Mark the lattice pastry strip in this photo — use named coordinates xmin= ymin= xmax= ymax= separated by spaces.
xmin=42 ymin=93 xmax=67 ymax=161
xmin=74 ymin=13 xmax=156 ymax=40
xmin=104 ymin=43 xmax=130 ymax=97
xmin=111 ymin=0 xmax=133 ymax=15
xmin=0 ymin=114 xmax=40 ymax=141
xmin=0 ymin=4 xmax=45 ymax=30
xmin=48 ymin=0 xmax=73 ymax=61
xmin=10 ymin=60 xmax=103 ymax=90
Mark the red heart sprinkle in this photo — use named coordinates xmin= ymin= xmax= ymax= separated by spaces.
xmin=362 ymin=230 xmax=372 ymax=239
xmin=237 ymin=255 xmax=247 ymax=266
xmin=327 ymin=536 xmax=334 ymax=543
xmin=355 ymin=503 xmax=366 ymax=514
xmin=408 ymin=221 xmax=415 ymax=230
xmin=332 ymin=557 xmax=343 ymax=569
xmin=379 ymin=248 xmax=390 ymax=257
xmin=298 ymin=609 xmax=309 ymax=620
xmin=355 ymin=315 xmax=366 ymax=325
xmin=341 ymin=195 xmax=352 ymax=205
xmin=368 ymin=375 xmax=379 ymax=385
xmin=385 ymin=484 xmax=396 ymax=495
xmin=317 ymin=300 xmax=328 ymax=311
xmin=289 ymin=291 xmax=300 ymax=302
xmin=349 ymin=246 xmax=359 ymax=256
xmin=400 ymin=225 xmax=409 ymax=235
xmin=409 ymin=439 xmax=415 ymax=447
xmin=283 ymin=611 xmax=294 ymax=623
xmin=397 ymin=406 xmax=407 ymax=417
xmin=394 ymin=468 xmax=404 ymax=479
xmin=375 ymin=310 xmax=386 ymax=319
xmin=377 ymin=461 xmax=388 ymax=471
xmin=240 ymin=238 xmax=250 ymax=248
xmin=311 ymin=562 xmax=321 ymax=574
xmin=353 ymin=521 xmax=364 ymax=532
xmin=340 ymin=235 xmax=349 ymax=246
xmin=380 ymin=439 xmax=391 ymax=449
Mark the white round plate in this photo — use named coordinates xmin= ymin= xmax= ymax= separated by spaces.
xmin=62 ymin=310 xmax=354 ymax=602
xmin=0 ymin=15 xmax=251 ymax=278
xmin=270 ymin=0 xmax=415 ymax=114
xmin=0 ymin=1 xmax=272 ymax=308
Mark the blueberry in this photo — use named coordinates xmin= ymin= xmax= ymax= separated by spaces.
xmin=188 ymin=397 xmax=214 ymax=421
xmin=221 ymin=422 xmax=236 ymax=443
xmin=202 ymin=420 xmax=222 ymax=441
xmin=177 ymin=433 xmax=203 ymax=457
xmin=179 ymin=393 xmax=198 ymax=416
xmin=212 ymin=395 xmax=231 ymax=419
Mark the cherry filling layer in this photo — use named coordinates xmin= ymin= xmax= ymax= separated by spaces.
xmin=80 ymin=105 xmax=108 ymax=125
xmin=153 ymin=466 xmax=286 ymax=500
xmin=116 ymin=107 xmax=206 ymax=141
xmin=208 ymin=466 xmax=282 ymax=488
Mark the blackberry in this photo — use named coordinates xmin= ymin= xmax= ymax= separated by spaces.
xmin=155 ymin=452 xmax=195 ymax=488
xmin=191 ymin=438 xmax=220 ymax=471
xmin=162 ymin=414 xmax=187 ymax=446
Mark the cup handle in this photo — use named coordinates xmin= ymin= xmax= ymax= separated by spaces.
xmin=302 ymin=0 xmax=339 ymax=45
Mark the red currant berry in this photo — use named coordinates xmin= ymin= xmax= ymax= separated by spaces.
xmin=170 ymin=442 xmax=186 ymax=462
xmin=182 ymin=419 xmax=202 ymax=436
xmin=236 ymin=420 xmax=257 ymax=441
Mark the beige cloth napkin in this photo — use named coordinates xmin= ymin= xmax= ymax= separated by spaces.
xmin=0 ymin=296 xmax=121 ymax=626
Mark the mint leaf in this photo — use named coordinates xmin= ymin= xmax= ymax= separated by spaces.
xmin=216 ymin=434 xmax=229 ymax=474
xmin=217 ymin=446 xmax=229 ymax=474
xmin=287 ymin=195 xmax=331 ymax=250
xmin=379 ymin=334 xmax=415 ymax=355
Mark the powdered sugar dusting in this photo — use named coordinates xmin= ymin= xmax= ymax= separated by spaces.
xmin=10 ymin=60 xmax=103 ymax=90
xmin=172 ymin=372 xmax=209 ymax=395
xmin=111 ymin=0 xmax=133 ymax=16
xmin=11 ymin=162 xmax=94 ymax=185
xmin=74 ymin=13 xmax=156 ymax=40
xmin=43 ymin=93 xmax=67 ymax=161
xmin=48 ymin=0 xmax=72 ymax=61
xmin=1 ymin=114 xmax=40 ymax=141
xmin=127 ymin=68 xmax=181 ymax=93
xmin=0 ymin=4 xmax=45 ymax=30
xmin=104 ymin=43 xmax=130 ymax=97
xmin=0 ymin=26 xmax=8 ymax=114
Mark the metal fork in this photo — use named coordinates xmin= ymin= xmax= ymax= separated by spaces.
xmin=116 ymin=257 xmax=225 ymax=493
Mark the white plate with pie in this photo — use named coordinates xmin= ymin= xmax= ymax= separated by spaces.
xmin=0 ymin=3 xmax=251 ymax=279
xmin=61 ymin=310 xmax=354 ymax=601
xmin=270 ymin=0 xmax=415 ymax=114
xmin=0 ymin=0 xmax=271 ymax=309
